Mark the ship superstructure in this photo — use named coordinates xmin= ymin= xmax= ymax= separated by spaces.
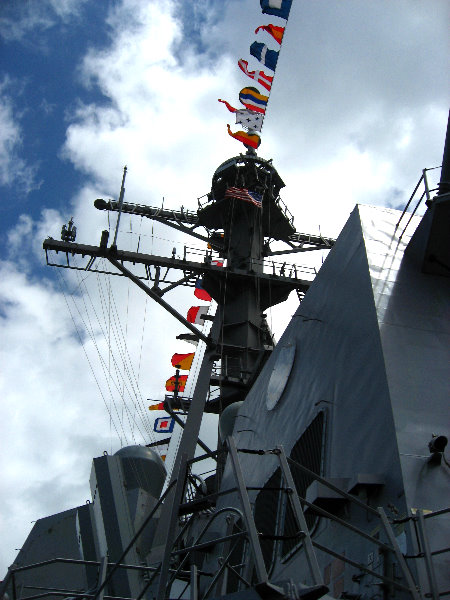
xmin=1 ymin=119 xmax=449 ymax=599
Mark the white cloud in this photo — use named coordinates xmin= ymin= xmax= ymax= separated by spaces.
xmin=62 ymin=1 xmax=235 ymax=201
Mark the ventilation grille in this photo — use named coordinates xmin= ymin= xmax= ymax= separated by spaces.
xmin=282 ymin=411 xmax=325 ymax=556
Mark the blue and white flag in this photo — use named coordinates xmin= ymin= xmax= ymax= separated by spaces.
xmin=154 ymin=416 xmax=175 ymax=433
xmin=260 ymin=0 xmax=292 ymax=20
xmin=235 ymin=109 xmax=263 ymax=132
xmin=250 ymin=42 xmax=279 ymax=72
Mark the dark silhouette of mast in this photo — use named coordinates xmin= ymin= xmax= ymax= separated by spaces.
xmin=45 ymin=151 xmax=333 ymax=423
xmin=42 ymin=152 xmax=336 ymax=579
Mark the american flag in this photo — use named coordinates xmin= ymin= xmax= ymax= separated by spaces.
xmin=225 ymin=187 xmax=262 ymax=208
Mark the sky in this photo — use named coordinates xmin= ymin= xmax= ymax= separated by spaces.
xmin=0 ymin=0 xmax=448 ymax=576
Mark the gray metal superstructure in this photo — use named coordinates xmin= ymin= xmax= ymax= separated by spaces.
xmin=209 ymin=201 xmax=449 ymax=598
xmin=2 ymin=117 xmax=449 ymax=598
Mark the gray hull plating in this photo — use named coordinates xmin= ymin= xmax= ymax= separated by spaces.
xmin=215 ymin=204 xmax=449 ymax=597
xmin=3 ymin=203 xmax=449 ymax=598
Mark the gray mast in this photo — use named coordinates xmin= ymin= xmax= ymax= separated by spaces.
xmin=38 ymin=152 xmax=335 ymax=597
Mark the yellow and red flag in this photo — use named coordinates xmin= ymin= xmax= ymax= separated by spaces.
xmin=165 ymin=375 xmax=188 ymax=392
xmin=171 ymin=352 xmax=195 ymax=370
xmin=227 ymin=125 xmax=260 ymax=149
xmin=255 ymin=24 xmax=285 ymax=44
xmin=148 ymin=401 xmax=165 ymax=411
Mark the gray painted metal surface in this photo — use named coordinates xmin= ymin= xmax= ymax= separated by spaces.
xmin=266 ymin=343 xmax=296 ymax=410
xmin=4 ymin=197 xmax=449 ymax=599
xmin=4 ymin=507 xmax=91 ymax=595
xmin=212 ymin=204 xmax=449 ymax=598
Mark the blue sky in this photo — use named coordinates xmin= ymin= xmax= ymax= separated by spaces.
xmin=1 ymin=1 xmax=106 ymax=233
xmin=0 ymin=0 xmax=448 ymax=576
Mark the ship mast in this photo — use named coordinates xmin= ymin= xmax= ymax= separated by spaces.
xmin=44 ymin=151 xmax=334 ymax=455
xmin=44 ymin=150 xmax=333 ymax=426
xmin=43 ymin=149 xmax=335 ymax=594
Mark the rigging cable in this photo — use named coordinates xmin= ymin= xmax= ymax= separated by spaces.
xmin=76 ymin=265 xmax=137 ymax=443
xmin=69 ymin=266 xmax=131 ymax=445
xmin=108 ymin=213 xmax=112 ymax=451
xmin=56 ymin=269 xmax=124 ymax=445
xmin=69 ymin=260 xmax=150 ymax=445
xmin=102 ymin=268 xmax=154 ymax=439
xmin=93 ymin=262 xmax=154 ymax=442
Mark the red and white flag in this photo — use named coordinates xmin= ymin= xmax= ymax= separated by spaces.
xmin=187 ymin=306 xmax=209 ymax=325
xmin=238 ymin=59 xmax=273 ymax=92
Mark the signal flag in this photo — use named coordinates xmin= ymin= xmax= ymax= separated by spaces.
xmin=165 ymin=375 xmax=188 ymax=392
xmin=255 ymin=24 xmax=284 ymax=44
xmin=260 ymin=0 xmax=292 ymax=20
xmin=187 ymin=306 xmax=209 ymax=324
xmin=239 ymin=87 xmax=268 ymax=114
xmin=238 ymin=59 xmax=273 ymax=92
xmin=154 ymin=417 xmax=175 ymax=433
xmin=171 ymin=352 xmax=195 ymax=370
xmin=194 ymin=279 xmax=212 ymax=301
xmin=227 ymin=125 xmax=261 ymax=149
xmin=250 ymin=42 xmax=279 ymax=72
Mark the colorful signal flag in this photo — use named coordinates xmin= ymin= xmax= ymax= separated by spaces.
xmin=194 ymin=279 xmax=212 ymax=301
xmin=255 ymin=24 xmax=284 ymax=44
xmin=227 ymin=125 xmax=261 ymax=149
xmin=239 ymin=87 xmax=268 ymax=114
xmin=171 ymin=352 xmax=195 ymax=370
xmin=260 ymin=0 xmax=292 ymax=20
xmin=165 ymin=375 xmax=188 ymax=392
xmin=187 ymin=306 xmax=209 ymax=324
xmin=154 ymin=417 xmax=175 ymax=433
xmin=238 ymin=59 xmax=273 ymax=92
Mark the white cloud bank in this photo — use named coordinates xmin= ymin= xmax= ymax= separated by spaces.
xmin=0 ymin=0 xmax=449 ymax=575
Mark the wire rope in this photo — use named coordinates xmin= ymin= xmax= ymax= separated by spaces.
xmin=137 ymin=296 xmax=149 ymax=384
xmin=68 ymin=268 xmax=131 ymax=445
xmin=56 ymin=269 xmax=124 ymax=445
xmin=136 ymin=215 xmax=149 ymax=382
xmin=69 ymin=266 xmax=132 ymax=444
xmin=108 ymin=213 xmax=113 ymax=452
xmin=74 ymin=267 xmax=138 ymax=443
xmin=98 ymin=271 xmax=154 ymax=437
xmin=93 ymin=264 xmax=153 ymax=442
xmin=69 ymin=261 xmax=153 ymax=445
xmin=122 ymin=285 xmax=131 ymax=437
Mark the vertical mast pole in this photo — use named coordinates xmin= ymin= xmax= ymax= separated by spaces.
xmin=438 ymin=110 xmax=450 ymax=195
xmin=112 ymin=165 xmax=128 ymax=248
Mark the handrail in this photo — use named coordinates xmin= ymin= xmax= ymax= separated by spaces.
xmin=285 ymin=455 xmax=381 ymax=517
xmin=166 ymin=507 xmax=245 ymax=589
xmin=10 ymin=444 xmax=445 ymax=599
xmin=396 ymin=166 xmax=441 ymax=237
xmin=6 ymin=481 xmax=178 ymax=600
